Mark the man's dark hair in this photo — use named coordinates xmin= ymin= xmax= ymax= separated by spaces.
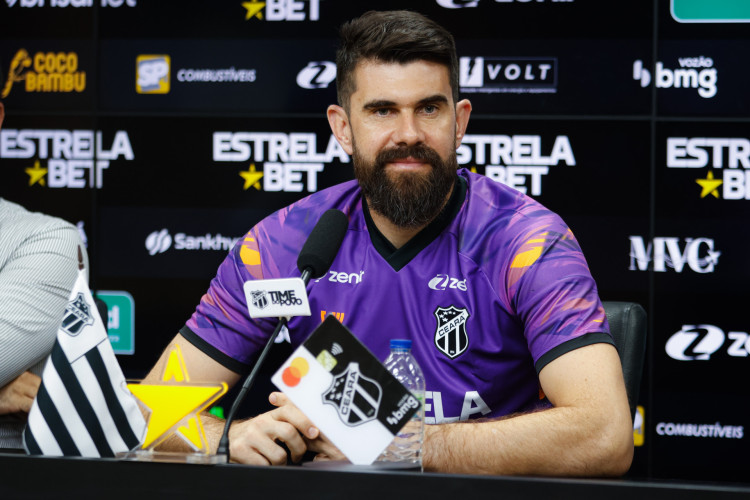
xmin=335 ymin=10 xmax=459 ymax=110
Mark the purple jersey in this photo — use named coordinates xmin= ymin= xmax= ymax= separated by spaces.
xmin=182 ymin=169 xmax=611 ymax=423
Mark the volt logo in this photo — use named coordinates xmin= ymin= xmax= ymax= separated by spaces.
xmin=459 ymin=57 xmax=557 ymax=94
xmin=296 ymin=61 xmax=335 ymax=89
xmin=666 ymin=325 xmax=750 ymax=361
xmin=628 ymin=236 xmax=720 ymax=273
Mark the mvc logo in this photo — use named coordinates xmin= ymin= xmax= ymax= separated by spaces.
xmin=628 ymin=236 xmax=720 ymax=273
xmin=323 ymin=362 xmax=382 ymax=426
xmin=632 ymin=57 xmax=718 ymax=98
xmin=296 ymin=61 xmax=335 ymax=89
xmin=666 ymin=324 xmax=750 ymax=361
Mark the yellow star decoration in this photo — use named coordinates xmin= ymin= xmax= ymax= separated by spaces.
xmin=242 ymin=0 xmax=265 ymax=20
xmin=25 ymin=160 xmax=48 ymax=186
xmin=240 ymin=163 xmax=264 ymax=190
xmin=696 ymin=170 xmax=723 ymax=199
xmin=127 ymin=344 xmax=227 ymax=452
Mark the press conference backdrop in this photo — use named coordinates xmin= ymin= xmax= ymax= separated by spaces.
xmin=1 ymin=0 xmax=748 ymax=484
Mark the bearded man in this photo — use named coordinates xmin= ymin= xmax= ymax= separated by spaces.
xmin=141 ymin=10 xmax=633 ymax=476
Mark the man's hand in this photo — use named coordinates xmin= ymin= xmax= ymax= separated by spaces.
xmin=268 ymin=392 xmax=347 ymax=463
xmin=0 ymin=371 xmax=41 ymax=416
xmin=226 ymin=392 xmax=320 ymax=465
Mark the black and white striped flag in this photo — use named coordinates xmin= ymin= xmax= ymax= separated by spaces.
xmin=23 ymin=269 xmax=146 ymax=457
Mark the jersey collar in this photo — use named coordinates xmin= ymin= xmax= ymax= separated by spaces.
xmin=362 ymin=174 xmax=467 ymax=271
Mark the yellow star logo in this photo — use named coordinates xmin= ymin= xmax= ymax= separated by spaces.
xmin=696 ymin=170 xmax=723 ymax=199
xmin=128 ymin=345 xmax=227 ymax=452
xmin=240 ymin=163 xmax=264 ymax=190
xmin=25 ymin=160 xmax=47 ymax=186
xmin=242 ymin=0 xmax=265 ymax=20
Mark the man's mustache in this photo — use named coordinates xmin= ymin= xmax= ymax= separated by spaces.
xmin=375 ymin=145 xmax=443 ymax=167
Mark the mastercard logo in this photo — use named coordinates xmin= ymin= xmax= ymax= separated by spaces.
xmin=281 ymin=357 xmax=309 ymax=387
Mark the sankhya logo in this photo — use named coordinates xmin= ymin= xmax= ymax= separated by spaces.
xmin=633 ymin=56 xmax=718 ymax=98
xmin=628 ymin=236 xmax=720 ymax=273
xmin=145 ymin=229 xmax=171 ymax=255
xmin=145 ymin=229 xmax=240 ymax=255
xmin=296 ymin=61 xmax=336 ymax=89
xmin=666 ymin=324 xmax=750 ymax=361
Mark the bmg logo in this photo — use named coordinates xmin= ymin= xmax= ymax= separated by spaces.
xmin=136 ymin=55 xmax=170 ymax=94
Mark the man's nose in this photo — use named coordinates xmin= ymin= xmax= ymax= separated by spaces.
xmin=392 ymin=113 xmax=425 ymax=146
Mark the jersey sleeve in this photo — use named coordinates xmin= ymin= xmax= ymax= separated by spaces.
xmin=180 ymin=227 xmax=277 ymax=373
xmin=504 ymin=214 xmax=613 ymax=373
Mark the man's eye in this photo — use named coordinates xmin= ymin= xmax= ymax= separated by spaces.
xmin=375 ymin=108 xmax=391 ymax=116
xmin=422 ymin=105 xmax=437 ymax=114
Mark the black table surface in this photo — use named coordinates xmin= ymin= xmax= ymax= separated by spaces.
xmin=2 ymin=452 xmax=749 ymax=500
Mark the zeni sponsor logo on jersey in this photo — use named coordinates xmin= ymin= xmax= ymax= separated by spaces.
xmin=213 ymin=131 xmax=349 ymax=193
xmin=665 ymin=324 xmax=750 ymax=361
xmin=457 ymin=134 xmax=575 ymax=196
xmin=316 ymin=270 xmax=364 ymax=285
xmin=428 ymin=274 xmax=467 ymax=291
xmin=628 ymin=236 xmax=720 ymax=273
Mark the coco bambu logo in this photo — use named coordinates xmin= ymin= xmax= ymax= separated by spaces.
xmin=2 ymin=49 xmax=86 ymax=98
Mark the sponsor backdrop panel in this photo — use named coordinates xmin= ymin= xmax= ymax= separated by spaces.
xmin=655 ymin=40 xmax=750 ymax=116
xmin=0 ymin=2 xmax=94 ymax=39
xmin=98 ymin=39 xmax=337 ymax=113
xmin=463 ymin=118 xmax=650 ymax=219
xmin=93 ymin=0 xmax=652 ymax=41
xmin=93 ymin=115 xmax=354 ymax=208
xmin=458 ymin=40 xmax=651 ymax=116
xmin=0 ymin=114 xmax=97 ymax=226
xmin=656 ymin=121 xmax=750 ymax=218
xmin=0 ymin=41 xmax=95 ymax=111
xmin=650 ymin=218 xmax=745 ymax=293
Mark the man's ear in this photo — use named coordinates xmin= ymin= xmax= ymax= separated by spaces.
xmin=327 ymin=104 xmax=353 ymax=155
xmin=454 ymin=98 xmax=472 ymax=147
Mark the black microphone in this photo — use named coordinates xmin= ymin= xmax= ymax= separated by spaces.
xmin=216 ymin=209 xmax=348 ymax=461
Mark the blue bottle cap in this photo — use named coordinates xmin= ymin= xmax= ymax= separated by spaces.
xmin=390 ymin=339 xmax=412 ymax=349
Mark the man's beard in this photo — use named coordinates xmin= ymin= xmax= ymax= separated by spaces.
xmin=353 ymin=143 xmax=458 ymax=229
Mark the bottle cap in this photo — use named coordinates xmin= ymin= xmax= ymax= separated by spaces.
xmin=390 ymin=339 xmax=412 ymax=350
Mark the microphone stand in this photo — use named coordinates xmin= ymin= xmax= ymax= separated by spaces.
xmin=216 ymin=267 xmax=312 ymax=461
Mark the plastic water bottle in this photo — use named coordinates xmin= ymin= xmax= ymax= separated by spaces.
xmin=379 ymin=339 xmax=425 ymax=470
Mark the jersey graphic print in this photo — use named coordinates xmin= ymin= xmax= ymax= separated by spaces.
xmin=323 ymin=362 xmax=382 ymax=426
xmin=61 ymin=292 xmax=95 ymax=337
xmin=434 ymin=305 xmax=470 ymax=359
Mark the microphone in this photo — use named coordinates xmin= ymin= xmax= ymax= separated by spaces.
xmin=216 ymin=209 xmax=348 ymax=461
